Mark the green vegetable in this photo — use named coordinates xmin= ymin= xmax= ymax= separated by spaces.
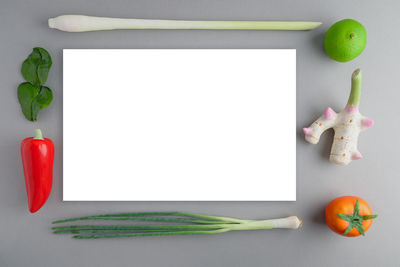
xmin=52 ymin=212 xmax=302 ymax=239
xmin=18 ymin=47 xmax=53 ymax=121
xmin=48 ymin=15 xmax=322 ymax=32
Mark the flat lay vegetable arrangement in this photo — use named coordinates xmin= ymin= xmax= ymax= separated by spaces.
xmin=16 ymin=15 xmax=377 ymax=239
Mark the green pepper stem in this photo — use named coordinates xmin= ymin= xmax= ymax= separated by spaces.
xmin=33 ymin=129 xmax=44 ymax=140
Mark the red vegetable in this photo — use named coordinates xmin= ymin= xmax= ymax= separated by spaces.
xmin=21 ymin=129 xmax=54 ymax=213
xmin=325 ymin=196 xmax=377 ymax=237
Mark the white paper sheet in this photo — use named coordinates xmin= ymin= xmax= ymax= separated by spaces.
xmin=63 ymin=49 xmax=296 ymax=201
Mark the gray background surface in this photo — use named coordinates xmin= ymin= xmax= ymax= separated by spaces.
xmin=0 ymin=0 xmax=398 ymax=266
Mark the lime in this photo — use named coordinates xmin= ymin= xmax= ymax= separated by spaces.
xmin=324 ymin=19 xmax=366 ymax=62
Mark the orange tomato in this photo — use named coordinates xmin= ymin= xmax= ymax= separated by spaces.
xmin=325 ymin=196 xmax=377 ymax=237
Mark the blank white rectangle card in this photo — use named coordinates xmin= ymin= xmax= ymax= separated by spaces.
xmin=63 ymin=49 xmax=296 ymax=201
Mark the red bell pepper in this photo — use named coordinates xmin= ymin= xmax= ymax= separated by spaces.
xmin=21 ymin=129 xmax=54 ymax=213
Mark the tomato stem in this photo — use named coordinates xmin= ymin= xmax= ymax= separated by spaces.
xmin=337 ymin=199 xmax=378 ymax=236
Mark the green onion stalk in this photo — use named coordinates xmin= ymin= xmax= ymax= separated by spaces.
xmin=52 ymin=212 xmax=302 ymax=239
xmin=48 ymin=15 xmax=321 ymax=32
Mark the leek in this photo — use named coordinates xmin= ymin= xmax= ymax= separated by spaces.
xmin=48 ymin=15 xmax=321 ymax=32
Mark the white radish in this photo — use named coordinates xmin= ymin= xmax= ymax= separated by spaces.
xmin=303 ymin=69 xmax=373 ymax=165
xmin=48 ymin=15 xmax=321 ymax=32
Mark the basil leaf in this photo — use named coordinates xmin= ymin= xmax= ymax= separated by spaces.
xmin=18 ymin=47 xmax=53 ymax=122
xmin=31 ymin=86 xmax=53 ymax=121
xmin=36 ymin=48 xmax=52 ymax=85
xmin=17 ymin=82 xmax=40 ymax=121
xmin=21 ymin=47 xmax=52 ymax=86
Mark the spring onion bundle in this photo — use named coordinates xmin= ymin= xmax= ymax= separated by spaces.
xmin=52 ymin=212 xmax=302 ymax=239
xmin=48 ymin=15 xmax=322 ymax=32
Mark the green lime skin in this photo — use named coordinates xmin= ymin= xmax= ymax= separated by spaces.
xmin=324 ymin=19 xmax=367 ymax=62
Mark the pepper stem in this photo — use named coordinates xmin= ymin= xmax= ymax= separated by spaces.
xmin=347 ymin=68 xmax=362 ymax=107
xmin=33 ymin=129 xmax=44 ymax=140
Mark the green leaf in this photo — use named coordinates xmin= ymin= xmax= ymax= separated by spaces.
xmin=17 ymin=82 xmax=40 ymax=121
xmin=343 ymin=223 xmax=354 ymax=235
xmin=362 ymin=215 xmax=378 ymax=220
xmin=353 ymin=199 xmax=360 ymax=217
xmin=354 ymin=223 xmax=365 ymax=236
xmin=31 ymin=86 xmax=53 ymax=121
xmin=36 ymin=48 xmax=52 ymax=85
xmin=337 ymin=214 xmax=353 ymax=222
xmin=18 ymin=48 xmax=53 ymax=122
xmin=21 ymin=49 xmax=41 ymax=86
xmin=17 ymin=83 xmax=53 ymax=122
xmin=21 ymin=47 xmax=52 ymax=86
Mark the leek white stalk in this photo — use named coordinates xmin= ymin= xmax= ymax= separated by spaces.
xmin=52 ymin=212 xmax=302 ymax=239
xmin=48 ymin=15 xmax=321 ymax=32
